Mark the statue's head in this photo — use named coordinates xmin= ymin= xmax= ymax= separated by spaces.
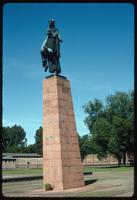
xmin=48 ymin=19 xmax=55 ymax=28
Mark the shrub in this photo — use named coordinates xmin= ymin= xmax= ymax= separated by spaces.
xmin=44 ymin=183 xmax=54 ymax=191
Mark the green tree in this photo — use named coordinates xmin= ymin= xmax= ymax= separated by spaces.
xmin=34 ymin=126 xmax=43 ymax=155
xmin=108 ymin=116 xmax=132 ymax=166
xmin=24 ymin=144 xmax=36 ymax=153
xmin=83 ymin=90 xmax=134 ymax=166
xmin=91 ymin=117 xmax=111 ymax=160
xmin=83 ymin=99 xmax=110 ymax=160
xmin=77 ymin=133 xmax=93 ymax=160
xmin=106 ymin=91 xmax=134 ymax=166
xmin=126 ymin=90 xmax=134 ymax=157
xmin=83 ymin=99 xmax=104 ymax=132
xmin=2 ymin=126 xmax=10 ymax=152
xmin=2 ymin=125 xmax=27 ymax=153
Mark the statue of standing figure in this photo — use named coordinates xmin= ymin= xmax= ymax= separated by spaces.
xmin=40 ymin=19 xmax=62 ymax=75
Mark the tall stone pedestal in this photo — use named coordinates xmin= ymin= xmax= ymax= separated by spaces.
xmin=43 ymin=75 xmax=85 ymax=190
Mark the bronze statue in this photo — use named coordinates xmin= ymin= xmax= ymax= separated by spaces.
xmin=40 ymin=19 xmax=62 ymax=75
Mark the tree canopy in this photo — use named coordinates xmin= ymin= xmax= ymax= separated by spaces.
xmin=18 ymin=126 xmax=43 ymax=155
xmin=2 ymin=125 xmax=43 ymax=155
xmin=83 ymin=90 xmax=134 ymax=166
xmin=77 ymin=133 xmax=93 ymax=160
xmin=2 ymin=125 xmax=27 ymax=153
xmin=34 ymin=126 xmax=43 ymax=155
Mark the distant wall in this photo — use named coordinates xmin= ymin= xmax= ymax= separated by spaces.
xmin=15 ymin=157 xmax=43 ymax=168
xmin=82 ymin=154 xmax=118 ymax=165
xmin=2 ymin=161 xmax=16 ymax=169
xmin=2 ymin=154 xmax=133 ymax=169
xmin=82 ymin=154 xmax=133 ymax=166
xmin=3 ymin=158 xmax=43 ymax=169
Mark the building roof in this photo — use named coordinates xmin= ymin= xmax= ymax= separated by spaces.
xmin=3 ymin=153 xmax=41 ymax=158
xmin=2 ymin=156 xmax=16 ymax=161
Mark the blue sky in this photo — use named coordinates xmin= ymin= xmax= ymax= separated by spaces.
xmin=3 ymin=3 xmax=134 ymax=144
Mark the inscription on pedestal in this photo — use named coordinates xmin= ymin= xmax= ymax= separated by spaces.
xmin=45 ymin=136 xmax=58 ymax=141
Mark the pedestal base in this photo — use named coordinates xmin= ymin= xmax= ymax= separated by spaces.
xmin=43 ymin=75 xmax=84 ymax=190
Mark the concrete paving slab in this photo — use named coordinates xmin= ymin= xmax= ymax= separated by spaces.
xmin=2 ymin=170 xmax=134 ymax=197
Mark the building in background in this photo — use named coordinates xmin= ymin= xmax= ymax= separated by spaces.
xmin=2 ymin=153 xmax=42 ymax=169
xmin=2 ymin=153 xmax=134 ymax=169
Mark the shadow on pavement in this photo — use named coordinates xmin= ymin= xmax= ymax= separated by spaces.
xmin=85 ymin=179 xmax=97 ymax=186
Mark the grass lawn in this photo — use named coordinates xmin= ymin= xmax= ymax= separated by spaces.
xmin=83 ymin=166 xmax=134 ymax=173
xmin=3 ymin=166 xmax=133 ymax=176
xmin=3 ymin=168 xmax=42 ymax=176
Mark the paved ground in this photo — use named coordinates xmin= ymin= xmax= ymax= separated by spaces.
xmin=2 ymin=170 xmax=134 ymax=197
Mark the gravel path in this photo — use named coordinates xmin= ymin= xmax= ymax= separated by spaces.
xmin=2 ymin=170 xmax=134 ymax=197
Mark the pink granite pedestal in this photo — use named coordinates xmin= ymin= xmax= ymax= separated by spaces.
xmin=43 ymin=75 xmax=84 ymax=190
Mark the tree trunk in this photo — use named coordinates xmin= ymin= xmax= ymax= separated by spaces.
xmin=118 ymin=158 xmax=121 ymax=167
xmin=123 ymin=152 xmax=126 ymax=167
